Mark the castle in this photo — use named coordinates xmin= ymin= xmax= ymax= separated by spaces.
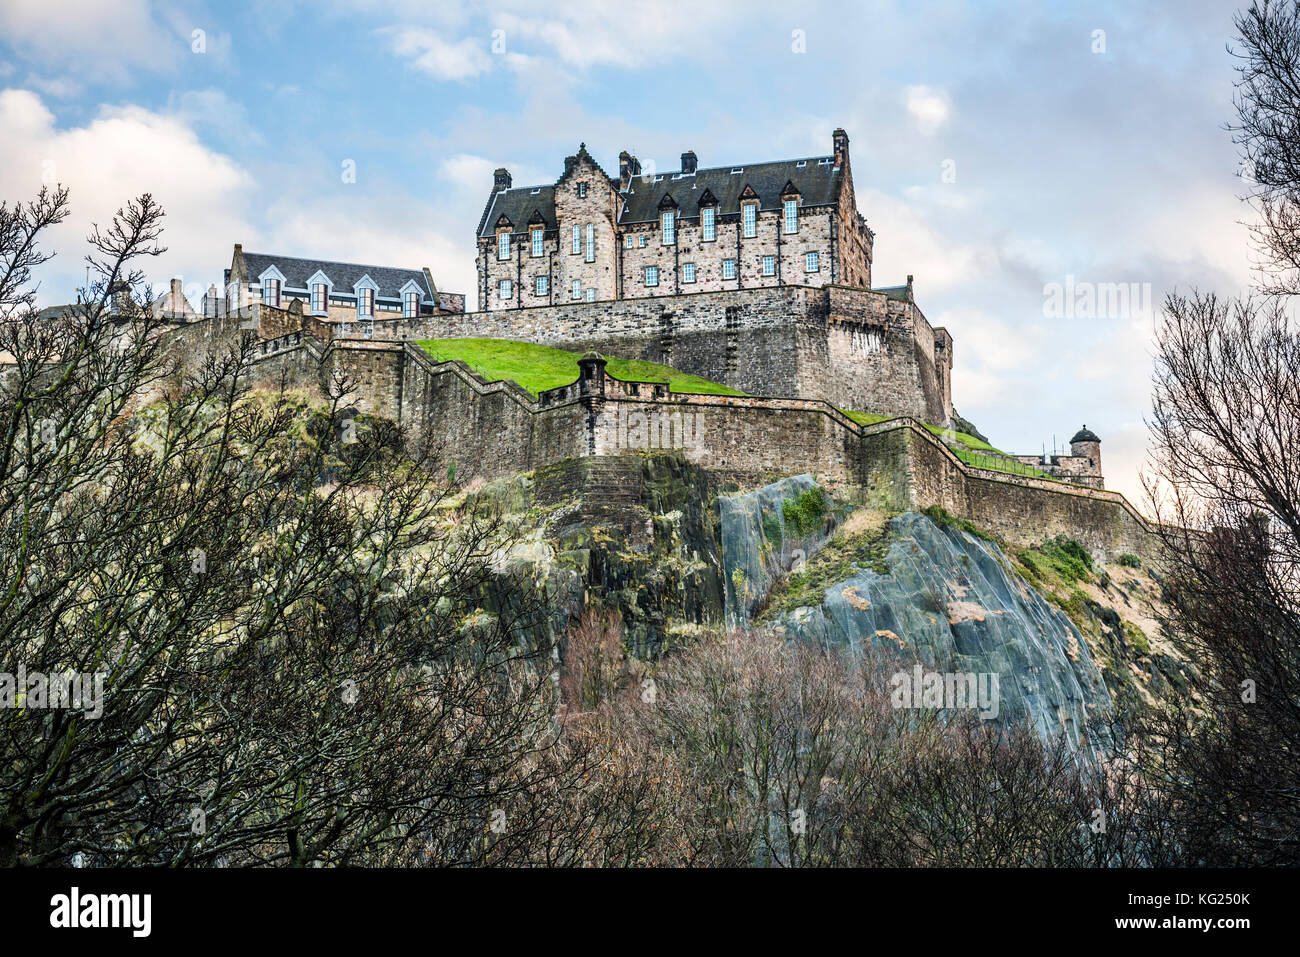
xmin=475 ymin=130 xmax=872 ymax=309
xmin=61 ymin=126 xmax=1137 ymax=552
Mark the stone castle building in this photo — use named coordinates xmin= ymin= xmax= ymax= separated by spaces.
xmin=476 ymin=129 xmax=872 ymax=310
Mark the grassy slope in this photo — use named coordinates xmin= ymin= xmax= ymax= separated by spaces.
xmin=417 ymin=338 xmax=744 ymax=397
xmin=841 ymin=409 xmax=1050 ymax=479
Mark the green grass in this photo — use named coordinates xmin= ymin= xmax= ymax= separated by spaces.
xmin=840 ymin=410 xmax=895 ymax=427
xmin=842 ymin=409 xmax=1053 ymax=480
xmin=416 ymin=338 xmax=743 ymax=398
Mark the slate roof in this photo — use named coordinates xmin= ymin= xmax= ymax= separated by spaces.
xmin=236 ymin=253 xmax=436 ymax=301
xmin=475 ymin=185 xmax=558 ymax=240
xmin=619 ymin=156 xmax=843 ymax=225
xmin=477 ymin=152 xmax=846 ymax=238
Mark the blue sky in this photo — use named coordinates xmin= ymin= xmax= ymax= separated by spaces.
xmin=0 ymin=0 xmax=1256 ymax=504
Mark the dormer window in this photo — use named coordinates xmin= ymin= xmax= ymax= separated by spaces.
xmin=311 ymin=283 xmax=327 ymax=315
xmin=701 ymin=206 xmax=716 ymax=242
xmin=531 ymin=227 xmax=544 ymax=257
xmin=404 ymin=291 xmax=419 ymax=317
xmin=578 ymin=182 xmax=587 ymax=198
xmin=357 ymin=287 xmax=374 ymax=317
xmin=742 ymin=201 xmax=757 ymax=238
xmin=661 ymin=210 xmax=675 ymax=245
xmin=784 ymin=198 xmax=798 ymax=234
xmin=263 ymin=278 xmax=280 ymax=307
xmin=497 ymin=231 xmax=511 ymax=260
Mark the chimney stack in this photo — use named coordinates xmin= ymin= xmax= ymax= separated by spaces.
xmin=494 ymin=167 xmax=512 ymax=191
xmin=619 ymin=150 xmax=637 ymax=188
xmin=681 ymin=150 xmax=697 ymax=174
xmin=833 ymin=128 xmax=849 ymax=167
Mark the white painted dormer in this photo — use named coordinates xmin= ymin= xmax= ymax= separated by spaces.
xmin=398 ymin=278 xmax=425 ymax=319
xmin=353 ymin=274 xmax=378 ymax=318
xmin=306 ymin=269 xmax=333 ymax=316
xmin=258 ymin=265 xmax=286 ymax=308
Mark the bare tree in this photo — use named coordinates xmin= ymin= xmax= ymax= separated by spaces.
xmin=0 ymin=190 xmax=616 ymax=867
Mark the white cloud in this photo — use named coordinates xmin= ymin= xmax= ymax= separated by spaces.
xmin=0 ymin=88 xmax=254 ymax=303
xmin=0 ymin=0 xmax=177 ymax=82
xmin=860 ymin=188 xmax=992 ymax=291
xmin=381 ymin=27 xmax=493 ymax=81
xmin=903 ymin=85 xmax=951 ymax=135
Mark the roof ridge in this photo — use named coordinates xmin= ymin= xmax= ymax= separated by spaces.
xmin=243 ymin=251 xmax=425 ymax=276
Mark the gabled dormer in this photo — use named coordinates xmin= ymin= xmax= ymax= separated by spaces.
xmin=739 ymin=184 xmax=760 ymax=238
xmin=257 ymin=264 xmax=286 ymax=307
xmin=780 ymin=180 xmax=802 ymax=234
xmin=352 ymin=274 xmax=378 ymax=318
xmin=305 ymin=269 xmax=332 ymax=316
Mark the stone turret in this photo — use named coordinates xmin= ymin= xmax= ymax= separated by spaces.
xmin=1069 ymin=425 xmax=1101 ymax=474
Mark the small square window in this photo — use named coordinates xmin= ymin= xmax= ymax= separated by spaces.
xmin=585 ymin=288 xmax=596 ymax=302
xmin=499 ymin=279 xmax=512 ymax=298
xmin=762 ymin=255 xmax=775 ymax=276
xmin=645 ymin=265 xmax=659 ymax=287
xmin=722 ymin=259 xmax=736 ymax=280
xmin=578 ymin=182 xmax=587 ymax=198
xmin=805 ymin=252 xmax=820 ymax=273
xmin=683 ymin=262 xmax=696 ymax=283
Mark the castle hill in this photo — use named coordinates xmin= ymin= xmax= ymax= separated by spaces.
xmin=0 ymin=0 xmax=1290 ymax=933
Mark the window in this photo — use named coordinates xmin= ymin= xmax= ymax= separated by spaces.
xmin=645 ymin=265 xmax=659 ymax=287
xmin=535 ymin=276 xmax=548 ymax=296
xmin=263 ymin=278 xmax=280 ymax=308
xmin=227 ymin=282 xmax=240 ymax=311
xmin=499 ymin=279 xmax=512 ymax=299
xmin=661 ymin=210 xmax=675 ymax=245
xmin=722 ymin=259 xmax=736 ymax=280
xmin=625 ymin=236 xmax=634 ymax=249
xmin=784 ymin=198 xmax=798 ymax=234
xmin=311 ymin=283 xmax=327 ymax=314
xmin=572 ymin=279 xmax=581 ymax=300
xmin=742 ymin=202 xmax=757 ymax=238
xmin=357 ymin=287 xmax=374 ymax=317
xmin=585 ymin=288 xmax=596 ymax=302
xmin=683 ymin=262 xmax=696 ymax=283
xmin=531 ymin=228 xmax=544 ymax=257
xmin=497 ymin=232 xmax=511 ymax=260
xmin=585 ymin=223 xmax=595 ymax=262
xmin=578 ymin=181 xmax=587 ymax=198
xmin=805 ymin=252 xmax=820 ymax=273
xmin=638 ymin=235 xmax=646 ymax=248
xmin=404 ymin=291 xmax=419 ymax=317
xmin=572 ymin=225 xmax=581 ymax=254
xmin=701 ymin=206 xmax=716 ymax=241
xmin=762 ymin=256 xmax=775 ymax=276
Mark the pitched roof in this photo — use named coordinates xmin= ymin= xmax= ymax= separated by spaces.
xmin=478 ymin=152 xmax=847 ymax=237
xmin=238 ymin=252 xmax=436 ymax=301
xmin=476 ymin=185 xmax=558 ymax=240
xmin=618 ymin=156 xmax=844 ymax=224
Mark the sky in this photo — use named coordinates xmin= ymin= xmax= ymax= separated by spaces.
xmin=0 ymin=0 xmax=1259 ymax=506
